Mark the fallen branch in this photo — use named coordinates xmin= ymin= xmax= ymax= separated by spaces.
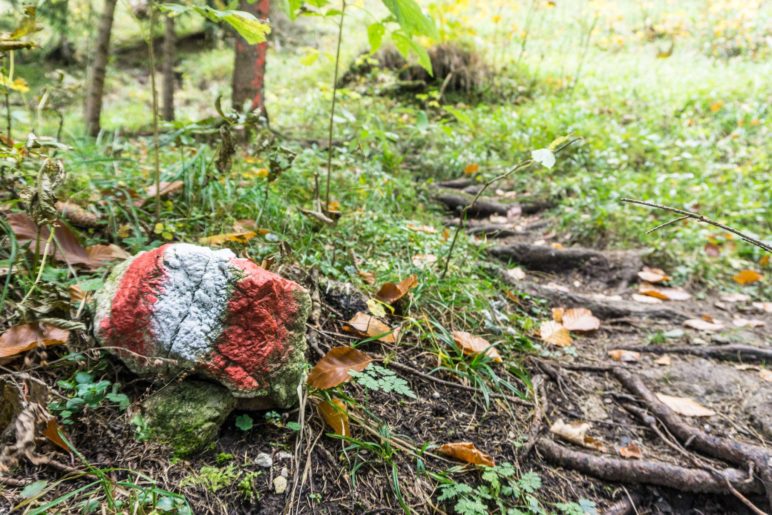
xmin=617 ymin=344 xmax=772 ymax=362
xmin=621 ymin=199 xmax=771 ymax=253
xmin=537 ymin=438 xmax=764 ymax=495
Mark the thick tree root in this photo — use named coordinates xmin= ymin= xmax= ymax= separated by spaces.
xmin=617 ymin=344 xmax=772 ymax=362
xmin=490 ymin=243 xmax=643 ymax=285
xmin=613 ymin=368 xmax=772 ymax=508
xmin=466 ymin=220 xmax=550 ymax=239
xmin=432 ymin=190 xmax=552 ymax=218
xmin=537 ymin=438 xmax=764 ymax=495
xmin=435 ymin=177 xmax=474 ymax=189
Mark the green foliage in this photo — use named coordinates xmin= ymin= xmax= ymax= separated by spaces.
xmin=159 ymin=4 xmax=270 ymax=44
xmin=235 ymin=414 xmax=254 ymax=431
xmin=180 ymin=464 xmax=241 ymax=493
xmin=348 ymin=364 xmax=416 ymax=398
xmin=556 ymin=499 xmax=598 ymax=515
xmin=49 ymin=371 xmax=129 ymax=425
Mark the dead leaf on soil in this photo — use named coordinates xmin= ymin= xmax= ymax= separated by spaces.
xmin=69 ymin=284 xmax=89 ymax=303
xmin=632 ymin=293 xmax=663 ymax=304
xmin=344 ymin=312 xmax=398 ymax=343
xmin=540 ymin=321 xmax=572 ymax=347
xmin=406 ymin=223 xmax=437 ymax=234
xmin=684 ymin=318 xmax=724 ymax=332
xmin=0 ymin=323 xmax=70 ymax=359
xmin=412 ymin=254 xmax=437 ymax=268
xmin=307 ymin=347 xmax=373 ymax=390
xmin=85 ymin=244 xmax=131 ymax=266
xmin=143 ymin=180 xmax=184 ymax=201
xmin=198 ymin=231 xmax=257 ymax=246
xmin=463 ymin=163 xmax=480 ymax=176
xmin=638 ymin=282 xmax=691 ymax=301
xmin=732 ymin=317 xmax=765 ymax=328
xmin=608 ymin=349 xmax=640 ymax=362
xmin=549 ymin=419 xmax=607 ymax=452
xmin=375 ymin=275 xmax=418 ymax=304
xmin=561 ymin=308 xmax=601 ymax=331
xmin=733 ymin=269 xmax=763 ymax=285
xmin=43 ymin=418 xmax=71 ymax=453
xmin=318 ymin=398 xmax=350 ymax=436
xmin=357 ymin=271 xmax=376 ymax=285
xmin=551 ymin=308 xmax=564 ymax=323
xmin=654 ymin=355 xmax=671 ymax=366
xmin=719 ymin=292 xmax=750 ymax=303
xmin=437 ymin=441 xmax=495 ymax=467
xmin=618 ymin=442 xmax=643 ymax=459
xmin=451 ymin=331 xmax=502 ymax=363
xmin=637 ymin=267 xmax=670 ymax=284
xmin=656 ymin=393 xmax=715 ymax=417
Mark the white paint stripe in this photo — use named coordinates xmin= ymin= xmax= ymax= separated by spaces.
xmin=151 ymin=244 xmax=235 ymax=361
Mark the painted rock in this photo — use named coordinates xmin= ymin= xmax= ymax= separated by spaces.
xmin=94 ymin=243 xmax=310 ymax=408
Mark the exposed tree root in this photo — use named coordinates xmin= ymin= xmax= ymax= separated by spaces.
xmin=432 ymin=190 xmax=552 ymax=218
xmin=466 ymin=220 xmax=550 ymax=239
xmin=537 ymin=438 xmax=764 ymax=495
xmin=435 ymin=177 xmax=474 ymax=189
xmin=617 ymin=344 xmax=772 ymax=362
xmin=612 ymin=368 xmax=772 ymax=508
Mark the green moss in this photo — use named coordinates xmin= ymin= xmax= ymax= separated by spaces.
xmin=181 ymin=464 xmax=241 ymax=493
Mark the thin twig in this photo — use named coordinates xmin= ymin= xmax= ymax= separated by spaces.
xmin=621 ymin=198 xmax=770 ymax=253
xmin=322 ymin=0 xmax=346 ymax=210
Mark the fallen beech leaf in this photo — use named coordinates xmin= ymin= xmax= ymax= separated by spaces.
xmin=549 ymin=419 xmax=606 ymax=452
xmin=85 ymin=244 xmax=131 ymax=267
xmin=198 ymin=231 xmax=257 ymax=246
xmin=639 ymin=282 xmax=691 ymax=301
xmin=551 ymin=308 xmax=564 ymax=323
xmin=406 ymin=223 xmax=437 ymax=234
xmin=318 ymin=398 xmax=349 ymax=436
xmin=307 ymin=347 xmax=373 ymax=389
xmin=619 ymin=442 xmax=642 ymax=459
xmin=344 ymin=312 xmax=398 ymax=343
xmin=752 ymin=302 xmax=772 ymax=313
xmin=733 ymin=269 xmax=763 ymax=285
xmin=412 ymin=254 xmax=437 ymax=268
xmin=719 ymin=293 xmax=750 ymax=303
xmin=656 ymin=394 xmax=715 ymax=417
xmin=69 ymin=285 xmax=88 ymax=302
xmin=561 ymin=308 xmax=600 ymax=331
xmin=760 ymin=369 xmax=772 ymax=383
xmin=637 ymin=267 xmax=670 ymax=284
xmin=540 ymin=321 xmax=572 ymax=347
xmin=654 ymin=355 xmax=671 ymax=366
xmin=452 ymin=331 xmax=502 ymax=363
xmin=437 ymin=441 xmax=495 ymax=467
xmin=632 ymin=293 xmax=662 ymax=304
xmin=43 ymin=418 xmax=71 ymax=453
xmin=608 ymin=350 xmax=640 ymax=362
xmin=0 ymin=323 xmax=70 ymax=359
xmin=684 ymin=318 xmax=724 ymax=332
xmin=7 ymin=213 xmax=92 ymax=267
xmin=732 ymin=318 xmax=765 ymax=328
xmin=463 ymin=163 xmax=480 ymax=175
xmin=357 ymin=270 xmax=376 ymax=285
xmin=144 ymin=180 xmax=183 ymax=200
xmin=376 ymin=275 xmax=418 ymax=304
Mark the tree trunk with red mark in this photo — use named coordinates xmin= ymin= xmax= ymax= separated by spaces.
xmin=231 ymin=0 xmax=270 ymax=117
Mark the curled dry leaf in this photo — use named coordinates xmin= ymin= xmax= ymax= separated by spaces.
xmin=451 ymin=331 xmax=502 ymax=363
xmin=198 ymin=231 xmax=257 ymax=246
xmin=540 ymin=321 xmax=572 ymax=347
xmin=43 ymin=418 xmax=71 ymax=453
xmin=632 ymin=293 xmax=662 ymax=304
xmin=375 ymin=275 xmax=418 ymax=304
xmin=307 ymin=347 xmax=373 ymax=390
xmin=0 ymin=323 xmax=70 ymax=359
xmin=608 ymin=349 xmax=640 ymax=362
xmin=637 ymin=267 xmax=670 ymax=284
xmin=549 ymin=419 xmax=606 ymax=452
xmin=656 ymin=393 xmax=715 ymax=417
xmin=684 ymin=318 xmax=724 ymax=332
xmin=561 ymin=308 xmax=600 ymax=332
xmin=357 ymin=270 xmax=376 ymax=285
xmin=638 ymin=282 xmax=691 ymax=301
xmin=318 ymin=398 xmax=350 ymax=436
xmin=344 ymin=312 xmax=398 ymax=343
xmin=733 ymin=269 xmax=763 ymax=285
xmin=437 ymin=441 xmax=495 ymax=467
xmin=654 ymin=355 xmax=671 ymax=366
xmin=619 ymin=442 xmax=643 ymax=459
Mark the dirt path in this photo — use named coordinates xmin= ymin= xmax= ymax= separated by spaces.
xmin=436 ymin=179 xmax=772 ymax=513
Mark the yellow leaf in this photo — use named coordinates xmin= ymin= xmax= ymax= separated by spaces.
xmin=344 ymin=312 xmax=398 ymax=343
xmin=199 ymin=231 xmax=257 ymax=246
xmin=733 ymin=269 xmax=763 ymax=285
xmin=318 ymin=398 xmax=349 ymax=436
xmin=437 ymin=441 xmax=495 ymax=467
xmin=463 ymin=163 xmax=479 ymax=175
xmin=540 ymin=321 xmax=572 ymax=347
xmin=637 ymin=267 xmax=670 ymax=283
xmin=709 ymin=101 xmax=723 ymax=112
xmin=638 ymin=282 xmax=691 ymax=301
xmin=561 ymin=308 xmax=600 ymax=332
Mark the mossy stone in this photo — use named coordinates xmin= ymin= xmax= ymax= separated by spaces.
xmin=141 ymin=380 xmax=236 ymax=456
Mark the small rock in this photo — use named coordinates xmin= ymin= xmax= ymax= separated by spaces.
xmin=431 ymin=391 xmax=440 ymax=399
xmin=273 ymin=476 xmax=288 ymax=494
xmin=280 ymin=467 xmax=289 ymax=478
xmin=255 ymin=453 xmax=273 ymax=468
xmin=275 ymin=451 xmax=293 ymax=461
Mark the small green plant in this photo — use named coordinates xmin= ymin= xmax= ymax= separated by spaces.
xmin=349 ymin=364 xmax=416 ymax=398
xmin=50 ymin=371 xmax=130 ymax=424
xmin=180 ymin=464 xmax=241 ymax=493
xmin=238 ymin=471 xmax=262 ymax=501
xmin=235 ymin=414 xmax=254 ymax=431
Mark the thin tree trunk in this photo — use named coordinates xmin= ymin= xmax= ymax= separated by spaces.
xmin=231 ymin=0 xmax=270 ymax=116
xmin=161 ymin=15 xmax=175 ymax=121
xmin=84 ymin=0 xmax=118 ymax=137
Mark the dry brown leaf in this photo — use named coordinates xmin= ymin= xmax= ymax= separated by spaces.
xmin=463 ymin=163 xmax=480 ymax=175
xmin=732 ymin=318 xmax=765 ymax=328
xmin=654 ymin=355 xmax=671 ymax=366
xmin=619 ymin=442 xmax=642 ymax=459
xmin=375 ymin=275 xmax=418 ymax=304
xmin=760 ymin=369 xmax=772 ymax=383
xmin=412 ymin=254 xmax=437 ymax=268
xmin=638 ymin=282 xmax=691 ymax=301
xmin=608 ymin=349 xmax=640 ymax=362
xmin=549 ymin=419 xmax=606 ymax=452
xmin=637 ymin=267 xmax=670 ymax=284
xmin=437 ymin=441 xmax=495 ymax=467
xmin=540 ymin=321 xmax=572 ymax=347
xmin=551 ymin=308 xmax=564 ymax=323
xmin=406 ymin=223 xmax=437 ymax=234
xmin=733 ymin=269 xmax=763 ymax=285
xmin=145 ymin=180 xmax=184 ymax=199
xmin=318 ymin=398 xmax=350 ymax=436
xmin=198 ymin=231 xmax=257 ymax=246
xmin=684 ymin=318 xmax=724 ymax=332
xmin=656 ymin=393 xmax=715 ymax=417
xmin=761 ymin=255 xmax=769 ymax=267
xmin=0 ymin=323 xmax=70 ymax=359
xmin=85 ymin=244 xmax=131 ymax=267
xmin=344 ymin=312 xmax=398 ymax=343
xmin=232 ymin=219 xmax=270 ymax=235
xmin=632 ymin=293 xmax=663 ymax=304
xmin=69 ymin=284 xmax=88 ymax=303
xmin=357 ymin=271 xmax=376 ymax=285
xmin=43 ymin=418 xmax=71 ymax=453
xmin=451 ymin=331 xmax=502 ymax=363
xmin=307 ymin=347 xmax=373 ymax=390
xmin=561 ymin=308 xmax=601 ymax=332
xmin=56 ymin=201 xmax=100 ymax=228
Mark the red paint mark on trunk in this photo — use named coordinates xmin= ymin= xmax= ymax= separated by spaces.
xmin=100 ymin=245 xmax=168 ymax=356
xmin=211 ymin=259 xmax=300 ymax=389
